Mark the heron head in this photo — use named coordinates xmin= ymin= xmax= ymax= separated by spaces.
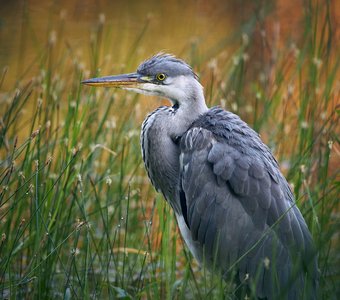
xmin=82 ymin=53 xmax=203 ymax=106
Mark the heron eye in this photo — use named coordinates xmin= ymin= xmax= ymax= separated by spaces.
xmin=156 ymin=73 xmax=166 ymax=81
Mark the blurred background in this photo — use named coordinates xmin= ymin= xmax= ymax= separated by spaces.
xmin=1 ymin=0 xmax=338 ymax=88
xmin=1 ymin=0 xmax=251 ymax=88
xmin=0 ymin=0 xmax=339 ymax=299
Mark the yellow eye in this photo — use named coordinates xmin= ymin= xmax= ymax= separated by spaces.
xmin=156 ymin=73 xmax=166 ymax=81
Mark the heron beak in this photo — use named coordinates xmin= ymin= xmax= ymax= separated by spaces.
xmin=82 ymin=72 xmax=148 ymax=88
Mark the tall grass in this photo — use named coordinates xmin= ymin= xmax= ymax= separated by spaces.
xmin=0 ymin=0 xmax=339 ymax=299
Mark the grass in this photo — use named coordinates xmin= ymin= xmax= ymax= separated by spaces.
xmin=0 ymin=0 xmax=339 ymax=299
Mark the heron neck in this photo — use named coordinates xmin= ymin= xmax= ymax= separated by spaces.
xmin=172 ymin=79 xmax=208 ymax=124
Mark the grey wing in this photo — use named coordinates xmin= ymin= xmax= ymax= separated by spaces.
xmin=179 ymin=127 xmax=318 ymax=299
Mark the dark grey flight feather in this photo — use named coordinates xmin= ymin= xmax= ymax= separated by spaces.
xmin=179 ymin=107 xmax=318 ymax=299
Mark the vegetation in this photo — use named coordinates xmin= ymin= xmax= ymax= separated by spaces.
xmin=0 ymin=0 xmax=338 ymax=299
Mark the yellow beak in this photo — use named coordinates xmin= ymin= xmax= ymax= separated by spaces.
xmin=82 ymin=72 xmax=148 ymax=88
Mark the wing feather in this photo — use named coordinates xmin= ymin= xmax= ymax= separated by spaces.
xmin=178 ymin=113 xmax=318 ymax=299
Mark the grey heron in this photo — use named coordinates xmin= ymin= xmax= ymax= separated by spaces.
xmin=82 ymin=53 xmax=318 ymax=299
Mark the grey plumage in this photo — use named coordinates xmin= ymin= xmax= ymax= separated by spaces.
xmin=179 ymin=108 xmax=318 ymax=298
xmin=82 ymin=53 xmax=319 ymax=299
xmin=138 ymin=54 xmax=197 ymax=79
